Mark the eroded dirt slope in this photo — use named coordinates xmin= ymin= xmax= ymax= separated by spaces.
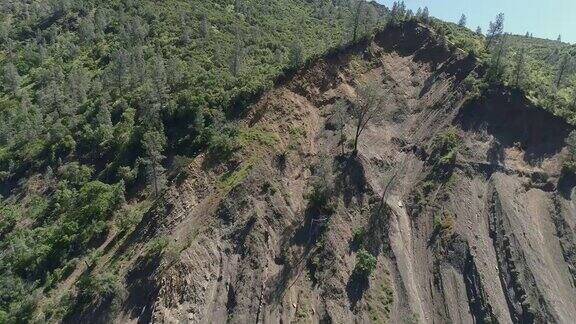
xmin=74 ymin=22 xmax=576 ymax=324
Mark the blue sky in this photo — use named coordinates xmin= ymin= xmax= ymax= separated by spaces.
xmin=375 ymin=0 xmax=576 ymax=44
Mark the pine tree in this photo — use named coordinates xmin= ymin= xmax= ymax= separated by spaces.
xmin=421 ymin=6 xmax=430 ymax=23
xmin=141 ymin=131 xmax=167 ymax=198
xmin=363 ymin=5 xmax=377 ymax=35
xmin=289 ymin=41 xmax=303 ymax=68
xmin=352 ymin=0 xmax=364 ymax=42
xmin=139 ymin=81 xmax=162 ymax=130
xmin=130 ymin=46 xmax=147 ymax=85
xmin=109 ymin=49 xmax=130 ymax=93
xmin=390 ymin=1 xmax=407 ymax=25
xmin=166 ymin=58 xmax=185 ymax=91
xmin=235 ymin=0 xmax=244 ymax=13
xmin=79 ymin=15 xmax=95 ymax=43
xmin=0 ymin=20 xmax=10 ymax=45
xmin=487 ymin=34 xmax=507 ymax=82
xmin=151 ymin=55 xmax=169 ymax=106
xmin=557 ymin=34 xmax=562 ymax=42
xmin=511 ymin=49 xmax=526 ymax=88
xmin=179 ymin=13 xmax=192 ymax=45
xmin=39 ymin=68 xmax=67 ymax=116
xmin=94 ymin=8 xmax=109 ymax=36
xmin=95 ymin=94 xmax=113 ymax=146
xmin=405 ymin=9 xmax=414 ymax=21
xmin=95 ymin=95 xmax=112 ymax=127
xmin=476 ymin=26 xmax=482 ymax=35
xmin=486 ymin=13 xmax=504 ymax=48
xmin=352 ymin=80 xmax=386 ymax=154
xmin=458 ymin=14 xmax=467 ymax=27
xmin=67 ymin=68 xmax=91 ymax=107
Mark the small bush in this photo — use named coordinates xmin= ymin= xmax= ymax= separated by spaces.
xmin=433 ymin=213 xmax=455 ymax=242
xmin=463 ymin=73 xmax=487 ymax=99
xmin=117 ymin=166 xmax=137 ymax=184
xmin=77 ymin=271 xmax=121 ymax=304
xmin=147 ymin=236 xmax=169 ymax=256
xmin=219 ymin=163 xmax=253 ymax=189
xmin=430 ymin=129 xmax=461 ymax=163
xmin=354 ymin=248 xmax=377 ymax=278
xmin=428 ymin=129 xmax=461 ymax=182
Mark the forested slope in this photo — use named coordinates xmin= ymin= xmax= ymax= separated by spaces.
xmin=0 ymin=0 xmax=385 ymax=321
xmin=433 ymin=19 xmax=576 ymax=122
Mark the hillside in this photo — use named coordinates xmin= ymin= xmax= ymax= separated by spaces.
xmin=60 ymin=21 xmax=576 ymax=323
xmin=434 ymin=19 xmax=576 ymax=122
xmin=1 ymin=1 xmax=576 ymax=323
xmin=0 ymin=0 xmax=386 ymax=322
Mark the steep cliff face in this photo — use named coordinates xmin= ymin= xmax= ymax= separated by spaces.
xmin=72 ymin=22 xmax=576 ymax=323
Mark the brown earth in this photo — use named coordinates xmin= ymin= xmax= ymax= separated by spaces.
xmin=68 ymin=22 xmax=576 ymax=324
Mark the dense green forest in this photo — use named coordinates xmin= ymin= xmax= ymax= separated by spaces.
xmin=433 ymin=18 xmax=576 ymax=121
xmin=0 ymin=0 xmax=575 ymax=322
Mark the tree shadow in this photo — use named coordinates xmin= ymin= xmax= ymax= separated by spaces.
xmin=346 ymin=272 xmax=369 ymax=310
xmin=558 ymin=173 xmax=576 ymax=199
xmin=487 ymin=139 xmax=505 ymax=166
xmin=334 ymin=155 xmax=367 ymax=207
xmin=270 ymin=199 xmax=330 ymax=304
xmin=123 ymin=254 xmax=160 ymax=323
xmin=456 ymin=88 xmax=573 ymax=166
xmin=364 ymin=203 xmax=391 ymax=257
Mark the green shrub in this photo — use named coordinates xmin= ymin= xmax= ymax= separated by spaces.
xmin=354 ymin=248 xmax=377 ymax=277
xmin=117 ymin=165 xmax=137 ymax=184
xmin=219 ymin=163 xmax=253 ymax=189
xmin=434 ymin=213 xmax=454 ymax=231
xmin=114 ymin=201 xmax=151 ymax=233
xmin=463 ymin=73 xmax=487 ymax=99
xmin=147 ymin=236 xmax=170 ymax=256
xmin=206 ymin=126 xmax=241 ymax=162
xmin=428 ymin=129 xmax=462 ymax=182
xmin=430 ymin=129 xmax=461 ymax=164
xmin=562 ymin=161 xmax=576 ymax=177
xmin=50 ymin=135 xmax=76 ymax=162
xmin=77 ymin=271 xmax=121 ymax=304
